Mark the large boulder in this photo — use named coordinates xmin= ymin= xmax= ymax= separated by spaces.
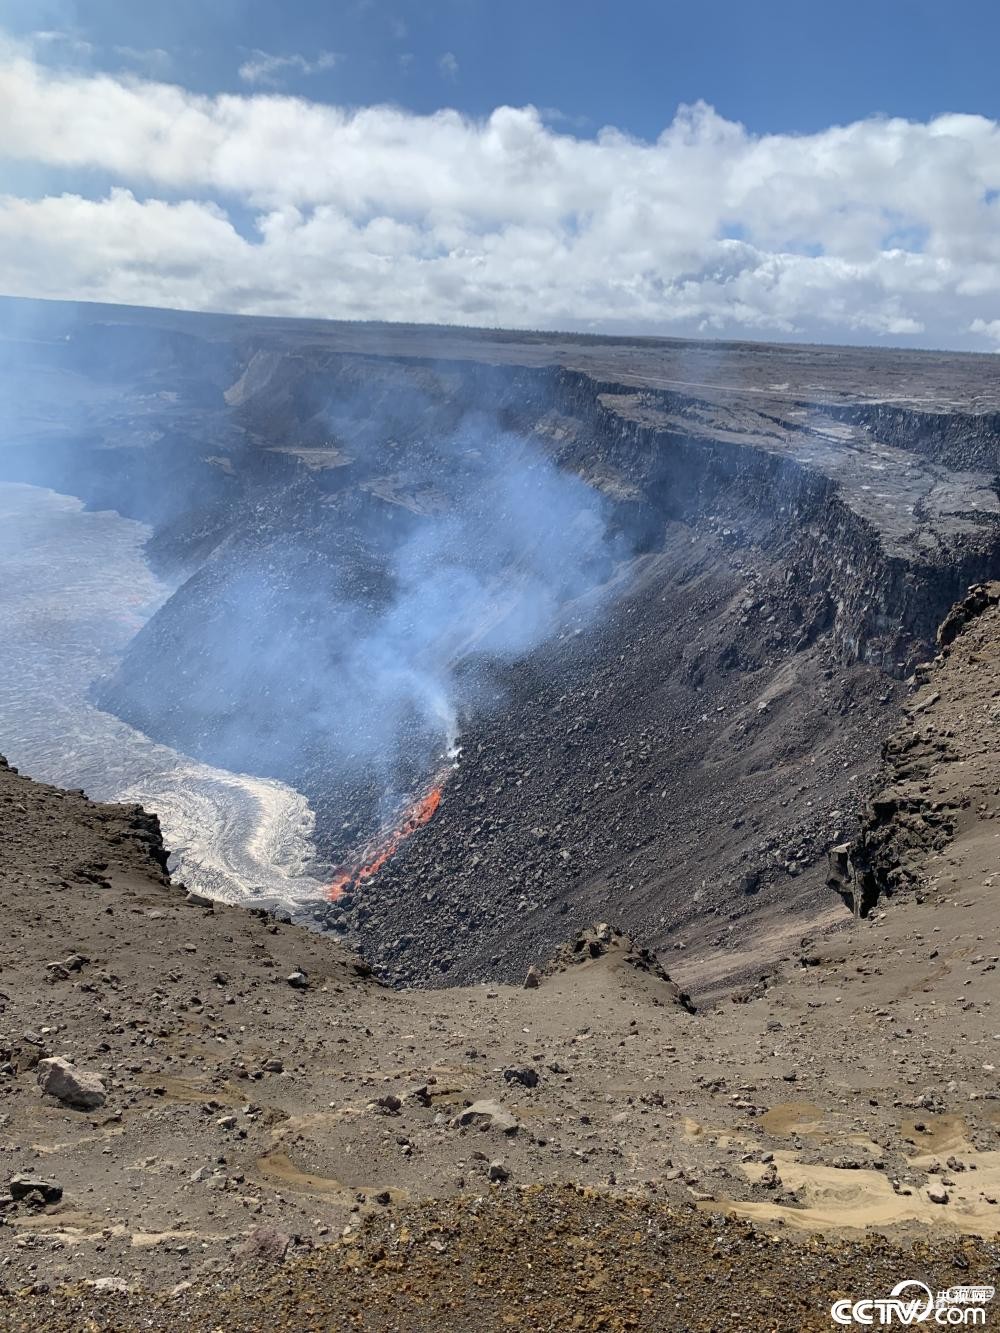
xmin=36 ymin=1056 xmax=107 ymax=1110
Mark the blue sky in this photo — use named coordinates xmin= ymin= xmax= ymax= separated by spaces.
xmin=1 ymin=1 xmax=1000 ymax=347
xmin=5 ymin=0 xmax=999 ymax=138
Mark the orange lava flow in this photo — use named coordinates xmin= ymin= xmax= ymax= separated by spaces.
xmin=326 ymin=782 xmax=443 ymax=902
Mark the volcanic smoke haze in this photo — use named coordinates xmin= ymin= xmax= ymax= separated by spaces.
xmin=109 ymin=397 xmax=628 ymax=854
xmin=0 ymin=309 xmax=628 ymax=903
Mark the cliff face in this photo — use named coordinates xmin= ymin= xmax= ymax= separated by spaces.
xmin=841 ymin=582 xmax=1000 ymax=916
xmin=4 ymin=297 xmax=1000 ymax=986
xmin=538 ymin=372 xmax=1000 ymax=670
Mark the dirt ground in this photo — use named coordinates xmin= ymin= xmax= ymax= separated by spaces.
xmin=12 ymin=1191 xmax=1000 ymax=1332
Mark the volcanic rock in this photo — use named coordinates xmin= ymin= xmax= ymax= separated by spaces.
xmin=36 ymin=1057 xmax=106 ymax=1110
xmin=502 ymin=1066 xmax=539 ymax=1089
xmin=84 ymin=1277 xmax=133 ymax=1295
xmin=452 ymin=1100 xmax=521 ymax=1136
xmin=400 ymin=1082 xmax=433 ymax=1107
xmin=10 ymin=1175 xmax=62 ymax=1204
xmin=234 ymin=1227 xmax=291 ymax=1266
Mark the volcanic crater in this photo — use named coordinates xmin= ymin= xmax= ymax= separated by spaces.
xmin=5 ymin=299 xmax=1000 ymax=1324
xmin=4 ymin=296 xmax=1000 ymax=999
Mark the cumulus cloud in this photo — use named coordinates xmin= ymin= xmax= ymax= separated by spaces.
xmin=970 ymin=317 xmax=1000 ymax=346
xmin=1 ymin=43 xmax=1000 ymax=346
xmin=438 ymin=51 xmax=459 ymax=79
xmin=237 ymin=48 xmax=338 ymax=86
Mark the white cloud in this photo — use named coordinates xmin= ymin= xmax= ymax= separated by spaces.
xmin=539 ymin=107 xmax=590 ymax=130
xmin=237 ymin=48 xmax=338 ymax=87
xmin=29 ymin=29 xmax=93 ymax=59
xmin=970 ymin=317 xmax=1000 ymax=346
xmin=438 ymin=51 xmax=458 ymax=79
xmin=114 ymin=46 xmax=172 ymax=76
xmin=1 ymin=44 xmax=1000 ymax=347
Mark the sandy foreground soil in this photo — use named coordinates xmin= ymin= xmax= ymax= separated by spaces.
xmin=1 ymin=591 xmax=1000 ymax=1329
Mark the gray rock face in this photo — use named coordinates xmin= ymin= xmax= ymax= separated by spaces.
xmin=36 ymin=1056 xmax=107 ymax=1109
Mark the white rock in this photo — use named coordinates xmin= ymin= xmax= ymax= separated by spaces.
xmin=36 ymin=1056 xmax=107 ymax=1110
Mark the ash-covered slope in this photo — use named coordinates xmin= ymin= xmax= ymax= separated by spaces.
xmin=3 ymin=735 xmax=1000 ymax=1323
xmin=3 ymin=297 xmax=1000 ymax=991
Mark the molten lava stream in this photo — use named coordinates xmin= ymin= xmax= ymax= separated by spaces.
xmin=326 ymin=781 xmax=443 ymax=902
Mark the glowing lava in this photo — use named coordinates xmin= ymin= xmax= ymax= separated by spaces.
xmin=326 ymin=782 xmax=443 ymax=902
